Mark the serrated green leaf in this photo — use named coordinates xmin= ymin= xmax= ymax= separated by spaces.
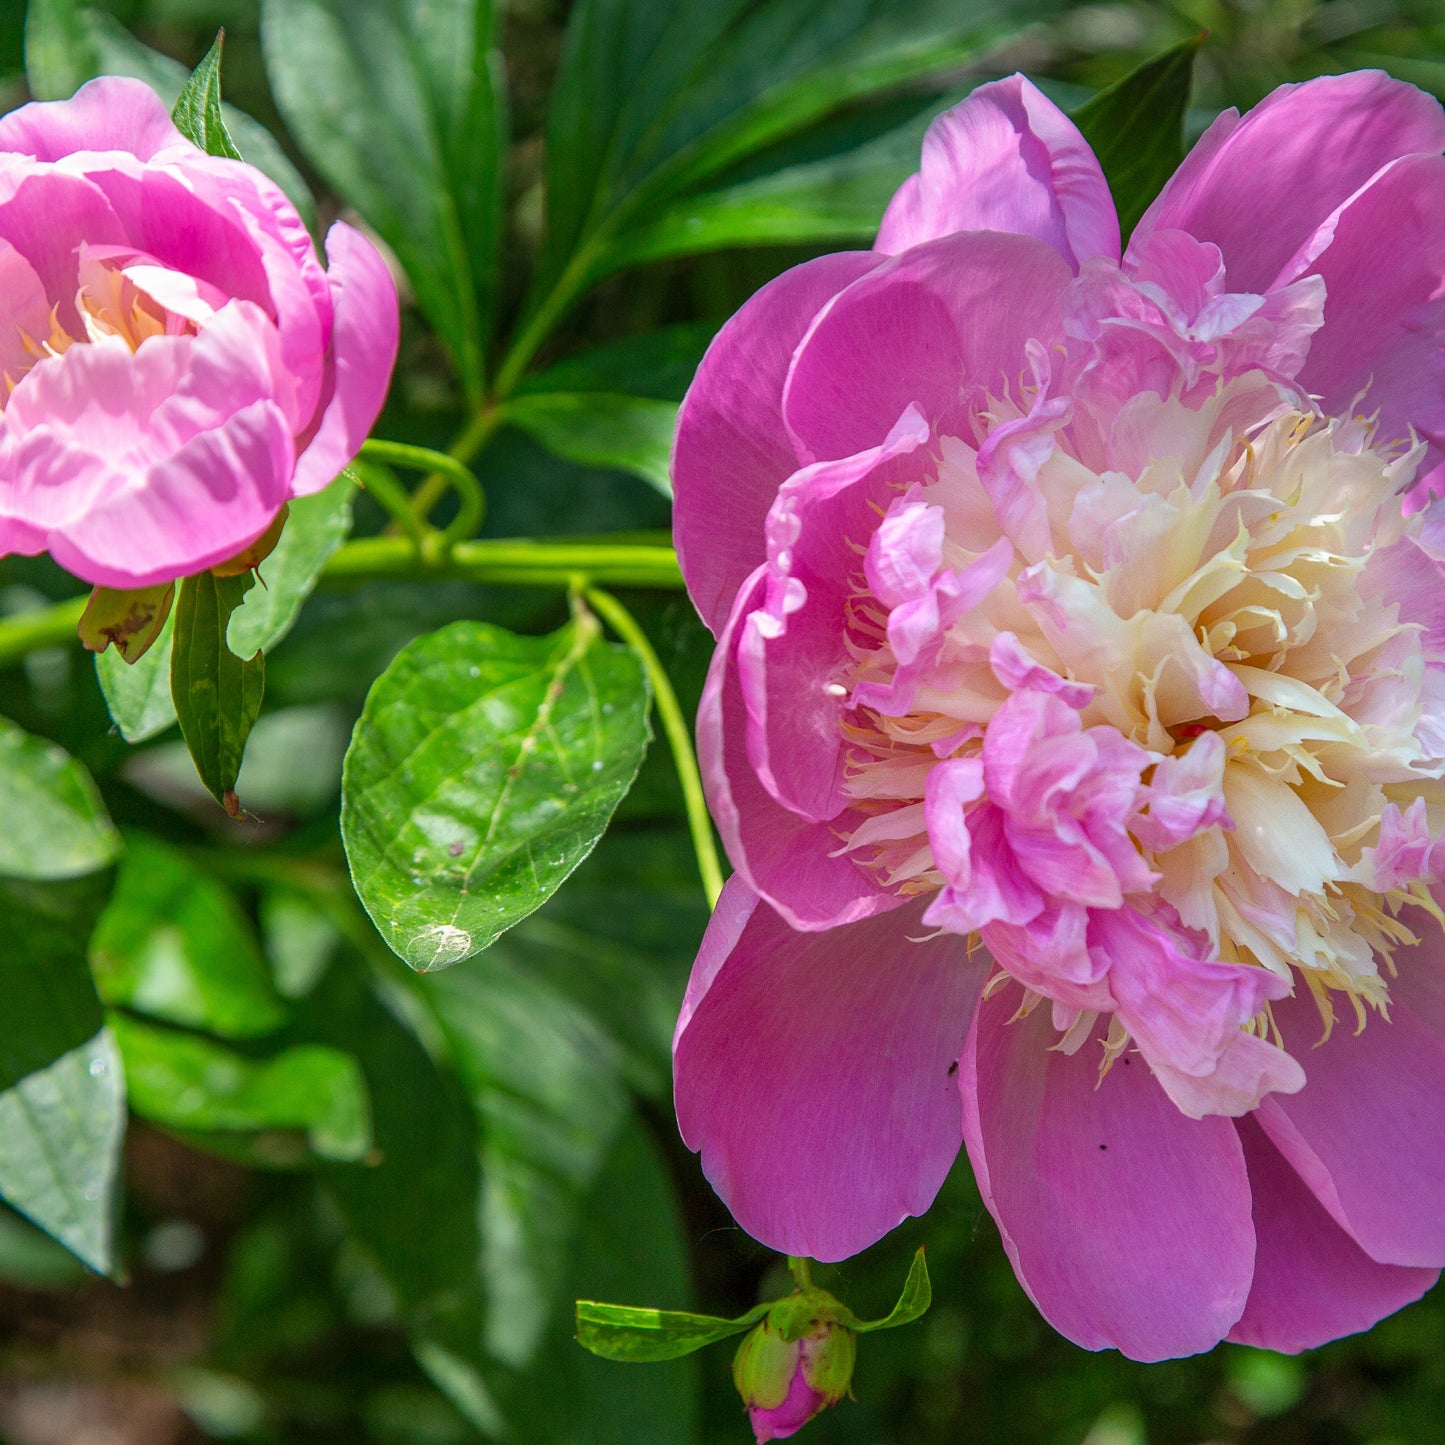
xmin=228 ymin=473 xmax=356 ymax=658
xmin=501 ymin=394 xmax=678 ymax=497
xmin=96 ymin=609 xmax=177 ymax=743
xmin=0 ymin=1028 xmax=125 ymax=1275
xmin=171 ymin=32 xmax=243 ymax=160
xmin=852 ymin=1247 xmax=932 ymax=1332
xmin=261 ymin=0 xmax=505 ymax=402
xmin=89 ymin=835 xmax=286 ymax=1040
xmin=0 ymin=716 xmax=119 ymax=881
xmin=341 ymin=618 xmax=651 ymax=971
xmin=1072 ymin=35 xmax=1204 ymax=241
xmin=112 ymin=1013 xmax=371 ymax=1165
xmin=24 ymin=0 xmax=314 ymax=227
xmin=171 ymin=570 xmax=266 ymax=816
xmin=576 ymin=1300 xmax=768 ymax=1362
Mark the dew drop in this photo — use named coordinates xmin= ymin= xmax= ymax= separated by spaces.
xmin=87 ymin=1057 xmax=107 ymax=1077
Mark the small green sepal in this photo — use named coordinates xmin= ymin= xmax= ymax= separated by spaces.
xmin=78 ymin=583 xmax=175 ymax=663
xmin=844 ymin=1246 xmax=932 ymax=1333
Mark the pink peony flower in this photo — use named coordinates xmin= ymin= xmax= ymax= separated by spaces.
xmin=672 ymin=71 xmax=1445 ymax=1360
xmin=0 ymin=77 xmax=398 ymax=589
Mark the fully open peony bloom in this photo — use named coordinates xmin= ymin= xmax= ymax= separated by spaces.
xmin=672 ymin=71 xmax=1445 ymax=1360
xmin=0 ymin=77 xmax=397 ymax=589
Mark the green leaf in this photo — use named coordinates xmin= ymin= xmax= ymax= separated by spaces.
xmin=851 ymin=1247 xmax=932 ymax=1332
xmin=171 ymin=570 xmax=266 ymax=817
xmin=0 ymin=1028 xmax=125 ymax=1275
xmin=576 ymin=1300 xmax=768 ymax=1362
xmin=261 ymin=0 xmax=506 ymax=402
xmin=111 ymin=1013 xmax=371 ymax=1165
xmin=228 ymin=472 xmax=357 ymax=658
xmin=24 ymin=0 xmax=314 ymax=227
xmin=0 ymin=716 xmax=119 ymax=881
xmin=96 ymin=609 xmax=177 ymax=743
xmin=519 ymin=323 xmax=717 ymax=402
xmin=1071 ymin=35 xmax=1204 ymax=241
xmin=170 ymin=32 xmax=243 ymax=161
xmin=89 ymin=835 xmax=287 ymax=1040
xmin=341 ymin=617 xmax=651 ymax=971
xmin=501 ymin=394 xmax=678 ymax=497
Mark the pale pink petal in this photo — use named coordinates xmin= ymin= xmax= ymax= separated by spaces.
xmin=961 ymin=994 xmax=1255 ymax=1360
xmin=289 ymin=224 xmax=399 ymax=495
xmin=1254 ymin=964 xmax=1445 ymax=1269
xmin=0 ymin=240 xmax=54 ymax=384
xmin=875 ymin=75 xmax=1119 ymax=268
xmin=782 ymin=231 xmax=1072 ymax=464
xmin=674 ymin=876 xmax=983 ymax=1261
xmin=1226 ymin=1114 xmax=1437 ymax=1352
xmin=0 ymin=77 xmax=185 ymax=162
xmin=1131 ymin=72 xmax=1445 ymax=295
xmin=673 ymin=252 xmax=880 ymax=634
xmin=699 ymin=569 xmax=905 ymax=929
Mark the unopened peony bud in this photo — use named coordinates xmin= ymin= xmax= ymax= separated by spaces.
xmin=732 ymin=1294 xmax=855 ymax=1443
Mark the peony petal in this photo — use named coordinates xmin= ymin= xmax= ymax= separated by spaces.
xmin=289 ymin=223 xmax=399 ymax=496
xmin=1131 ymin=71 xmax=1445 ymax=296
xmin=699 ymin=567 xmax=907 ymax=930
xmin=782 ymin=231 xmax=1072 ymax=465
xmin=1254 ymin=957 xmax=1445 ymax=1269
xmin=1226 ymin=1113 xmax=1437 ymax=1353
xmin=876 ymin=74 xmax=1119 ymax=268
xmin=674 ymin=876 xmax=982 ymax=1261
xmin=0 ymin=77 xmax=186 ymax=163
xmin=961 ymin=993 xmax=1255 ymax=1360
xmin=674 ymin=252 xmax=880 ymax=635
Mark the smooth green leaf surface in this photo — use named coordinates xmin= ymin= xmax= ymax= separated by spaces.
xmin=341 ymin=618 xmax=651 ymax=971
xmin=228 ymin=474 xmax=357 ymax=658
xmin=1072 ymin=35 xmax=1204 ymax=240
xmin=576 ymin=1299 xmax=768 ymax=1362
xmin=172 ymin=571 xmax=266 ymax=815
xmin=96 ymin=609 xmax=177 ymax=743
xmin=852 ymin=1247 xmax=932 ymax=1332
xmin=501 ymin=394 xmax=678 ymax=497
xmin=0 ymin=1028 xmax=125 ymax=1276
xmin=24 ymin=0 xmax=314 ymax=226
xmin=520 ymin=324 xmax=717 ymax=402
xmin=0 ymin=717 xmax=119 ymax=881
xmin=261 ymin=0 xmax=505 ymax=401
xmin=171 ymin=32 xmax=243 ymax=160
xmin=112 ymin=1014 xmax=371 ymax=1164
xmin=89 ymin=835 xmax=286 ymax=1040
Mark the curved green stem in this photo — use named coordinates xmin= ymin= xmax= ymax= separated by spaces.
xmin=585 ymin=587 xmax=724 ymax=909
xmin=406 ymin=407 xmax=502 ymax=522
xmin=351 ymin=460 xmax=426 ymax=550
xmin=360 ymin=439 xmax=486 ymax=548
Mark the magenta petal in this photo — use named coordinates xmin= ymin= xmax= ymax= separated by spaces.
xmin=290 ymin=223 xmax=400 ymax=495
xmin=699 ymin=568 xmax=905 ymax=930
xmin=1254 ymin=959 xmax=1445 ymax=1270
xmin=1293 ymin=154 xmax=1445 ymax=483
xmin=961 ymin=995 xmax=1255 ymax=1359
xmin=782 ymin=231 xmax=1072 ymax=464
xmin=1132 ymin=71 xmax=1445 ymax=295
xmin=0 ymin=77 xmax=185 ymax=162
xmin=876 ymin=75 xmax=1119 ymax=268
xmin=673 ymin=252 xmax=880 ymax=634
xmin=1227 ymin=1114 xmax=1437 ymax=1353
xmin=674 ymin=876 xmax=983 ymax=1261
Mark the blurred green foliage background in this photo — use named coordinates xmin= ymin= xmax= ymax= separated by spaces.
xmin=0 ymin=1 xmax=1442 ymax=1442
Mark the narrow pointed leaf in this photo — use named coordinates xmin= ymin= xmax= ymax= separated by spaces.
xmin=171 ymin=571 xmax=266 ymax=816
xmin=341 ymin=618 xmax=650 ymax=971
xmin=851 ymin=1247 xmax=932 ymax=1332
xmin=576 ymin=1300 xmax=769 ymax=1362
xmin=502 ymin=394 xmax=678 ymax=497
xmin=171 ymin=32 xmax=243 ymax=160
xmin=1072 ymin=34 xmax=1204 ymax=240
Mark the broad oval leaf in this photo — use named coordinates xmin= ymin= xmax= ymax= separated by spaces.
xmin=341 ymin=618 xmax=651 ymax=971
xmin=96 ymin=609 xmax=176 ymax=743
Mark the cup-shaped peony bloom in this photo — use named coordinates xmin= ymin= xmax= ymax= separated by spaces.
xmin=673 ymin=71 xmax=1445 ymax=1360
xmin=0 ymin=77 xmax=398 ymax=589
xmin=733 ymin=1303 xmax=855 ymax=1442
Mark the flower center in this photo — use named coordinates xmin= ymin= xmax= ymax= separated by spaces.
xmin=827 ymin=374 xmax=1443 ymax=1113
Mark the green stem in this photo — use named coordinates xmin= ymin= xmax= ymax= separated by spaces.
xmin=361 ymin=439 xmax=486 ymax=547
xmin=787 ymin=1257 xmax=815 ymax=1291
xmin=407 ymin=407 xmax=502 ymax=523
xmin=0 ymin=596 xmax=87 ymax=667
xmin=352 ymin=460 xmax=426 ymax=549
xmin=493 ymin=242 xmax=602 ymax=401
xmin=585 ymin=587 xmax=724 ymax=909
